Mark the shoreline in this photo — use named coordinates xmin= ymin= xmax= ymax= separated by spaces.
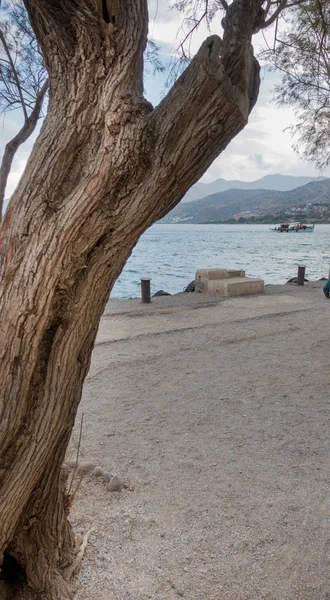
xmin=157 ymin=221 xmax=330 ymax=225
xmin=111 ymin=223 xmax=330 ymax=298
xmin=110 ymin=276 xmax=328 ymax=301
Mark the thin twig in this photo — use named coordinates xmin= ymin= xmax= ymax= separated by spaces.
xmin=68 ymin=473 xmax=85 ymax=507
xmin=67 ymin=412 xmax=84 ymax=498
xmin=0 ymin=27 xmax=29 ymax=121
xmin=179 ymin=0 xmax=209 ymax=59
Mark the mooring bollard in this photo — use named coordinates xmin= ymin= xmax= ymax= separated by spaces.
xmin=140 ymin=277 xmax=151 ymax=303
xmin=297 ymin=265 xmax=306 ymax=286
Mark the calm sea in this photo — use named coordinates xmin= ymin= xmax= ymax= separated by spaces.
xmin=111 ymin=223 xmax=330 ymax=298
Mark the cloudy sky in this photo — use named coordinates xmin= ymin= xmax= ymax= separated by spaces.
xmin=1 ymin=1 xmax=330 ymax=200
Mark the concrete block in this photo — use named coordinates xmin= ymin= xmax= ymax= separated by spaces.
xmin=195 ymin=268 xmax=263 ymax=297
xmin=208 ymin=277 xmax=264 ymax=297
xmin=195 ymin=268 xmax=245 ymax=292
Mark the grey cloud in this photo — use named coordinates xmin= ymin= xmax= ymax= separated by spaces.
xmin=248 ymin=153 xmax=272 ymax=170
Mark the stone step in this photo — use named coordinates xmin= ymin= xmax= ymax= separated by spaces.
xmin=195 ymin=268 xmax=245 ymax=292
xmin=197 ymin=275 xmax=264 ymax=297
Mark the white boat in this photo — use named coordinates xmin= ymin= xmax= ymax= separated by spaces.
xmin=271 ymin=221 xmax=315 ymax=232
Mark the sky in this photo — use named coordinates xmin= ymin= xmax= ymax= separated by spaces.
xmin=1 ymin=1 xmax=330 ymax=200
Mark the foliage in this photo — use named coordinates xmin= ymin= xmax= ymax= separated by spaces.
xmin=0 ymin=0 xmax=47 ymax=118
xmin=172 ymin=0 xmax=305 ymax=58
xmin=263 ymin=0 xmax=330 ymax=169
xmin=145 ymin=39 xmax=167 ymax=76
xmin=165 ymin=0 xmax=308 ymax=90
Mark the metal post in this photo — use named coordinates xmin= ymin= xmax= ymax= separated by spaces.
xmin=297 ymin=265 xmax=305 ymax=286
xmin=140 ymin=278 xmax=151 ymax=303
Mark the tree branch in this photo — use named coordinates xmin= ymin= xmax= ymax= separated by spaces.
xmin=136 ymin=0 xmax=266 ymax=229
xmin=22 ymin=0 xmax=103 ymax=74
xmin=179 ymin=1 xmax=210 ymax=59
xmin=147 ymin=30 xmax=259 ymax=223
xmin=0 ymin=78 xmax=48 ymax=221
xmin=0 ymin=27 xmax=29 ymax=121
xmin=113 ymin=0 xmax=148 ymax=93
xmin=22 ymin=0 xmax=148 ymax=97
xmin=262 ymin=0 xmax=307 ymax=28
xmin=263 ymin=0 xmax=287 ymax=28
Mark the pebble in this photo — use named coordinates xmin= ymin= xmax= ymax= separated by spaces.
xmin=233 ymin=540 xmax=248 ymax=550
xmin=81 ymin=570 xmax=89 ymax=583
xmin=109 ymin=475 xmax=122 ymax=491
xmin=103 ymin=471 xmax=112 ymax=483
xmin=77 ymin=462 xmax=94 ymax=475
xmin=93 ymin=466 xmax=105 ymax=477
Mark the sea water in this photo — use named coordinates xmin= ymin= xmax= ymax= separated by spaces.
xmin=111 ymin=223 xmax=330 ymax=298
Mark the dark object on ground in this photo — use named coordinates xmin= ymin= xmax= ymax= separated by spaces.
xmin=184 ymin=280 xmax=195 ymax=292
xmin=323 ymin=279 xmax=330 ymax=298
xmin=286 ymin=277 xmax=309 ymax=284
xmin=319 ymin=277 xmax=327 ymax=281
xmin=152 ymin=290 xmax=171 ymax=297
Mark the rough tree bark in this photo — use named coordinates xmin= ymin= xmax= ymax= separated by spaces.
xmin=0 ymin=0 xmax=262 ymax=597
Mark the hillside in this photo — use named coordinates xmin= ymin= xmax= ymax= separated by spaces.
xmin=162 ymin=179 xmax=330 ymax=223
xmin=182 ymin=174 xmax=328 ymax=203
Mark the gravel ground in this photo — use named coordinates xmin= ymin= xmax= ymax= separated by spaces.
xmin=65 ymin=282 xmax=330 ymax=599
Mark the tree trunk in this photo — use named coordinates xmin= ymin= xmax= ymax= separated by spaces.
xmin=0 ymin=0 xmax=262 ymax=597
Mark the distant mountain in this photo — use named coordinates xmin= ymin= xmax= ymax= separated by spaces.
xmin=163 ymin=179 xmax=330 ymax=224
xmin=182 ymin=174 xmax=328 ymax=203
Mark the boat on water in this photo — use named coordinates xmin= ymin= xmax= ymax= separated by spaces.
xmin=271 ymin=221 xmax=315 ymax=233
